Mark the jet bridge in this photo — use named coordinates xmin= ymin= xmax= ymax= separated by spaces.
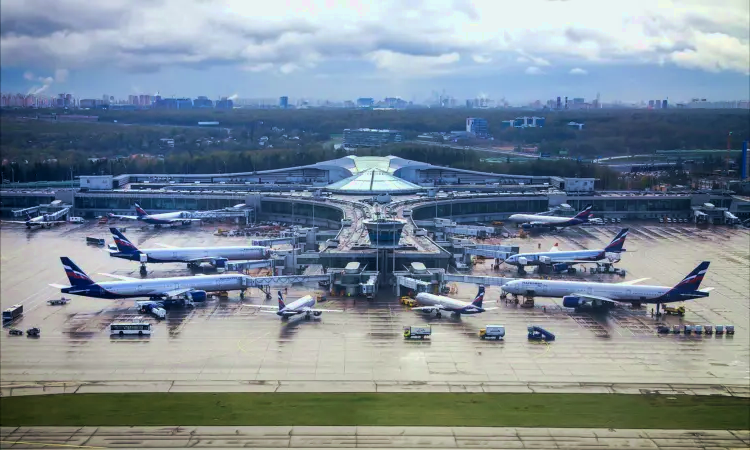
xmin=395 ymin=276 xmax=432 ymax=296
xmin=240 ymin=274 xmax=332 ymax=299
xmin=12 ymin=206 xmax=42 ymax=217
xmin=252 ymin=237 xmax=296 ymax=247
xmin=442 ymin=274 xmax=516 ymax=287
xmin=465 ymin=244 xmax=519 ymax=261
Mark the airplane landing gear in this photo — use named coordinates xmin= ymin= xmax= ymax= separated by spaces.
xmin=239 ymin=290 xmax=246 ymax=300
xmin=140 ymin=264 xmax=147 ymax=276
xmin=436 ymin=311 xmax=442 ymax=318
xmin=305 ymin=312 xmax=311 ymax=320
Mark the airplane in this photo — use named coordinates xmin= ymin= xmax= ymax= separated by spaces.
xmin=504 ymin=228 xmax=629 ymax=273
xmin=507 ymin=204 xmax=593 ymax=230
xmin=50 ymin=257 xmax=247 ymax=302
xmin=108 ymin=203 xmax=201 ymax=226
xmin=413 ymin=285 xmax=497 ymax=318
xmin=501 ymin=261 xmax=712 ymax=312
xmin=2 ymin=212 xmax=66 ymax=229
xmin=108 ymin=227 xmax=271 ymax=272
xmin=245 ymin=290 xmax=341 ymax=320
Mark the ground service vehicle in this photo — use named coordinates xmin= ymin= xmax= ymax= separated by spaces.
xmin=715 ymin=325 xmax=724 ymax=335
xmin=704 ymin=325 xmax=713 ymax=335
xmin=400 ymin=297 xmax=417 ymax=307
xmin=26 ymin=327 xmax=40 ymax=337
xmin=2 ymin=304 xmax=23 ymax=322
xmin=8 ymin=328 xmax=23 ymax=336
xmin=726 ymin=325 xmax=735 ymax=335
xmin=403 ymin=325 xmax=431 ymax=339
xmin=527 ymin=325 xmax=555 ymax=341
xmin=110 ymin=321 xmax=152 ymax=336
xmin=664 ymin=305 xmax=685 ymax=316
xmin=479 ymin=325 xmax=505 ymax=340
xmin=47 ymin=298 xmax=69 ymax=306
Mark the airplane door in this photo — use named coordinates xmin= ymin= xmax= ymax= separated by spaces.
xmin=137 ymin=284 xmax=143 ymax=294
xmin=586 ymin=286 xmax=593 ymax=295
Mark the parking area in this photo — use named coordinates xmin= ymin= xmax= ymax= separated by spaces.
xmin=1 ymin=222 xmax=748 ymax=387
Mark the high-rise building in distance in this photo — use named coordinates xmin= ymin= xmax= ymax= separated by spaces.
xmin=466 ymin=117 xmax=488 ymax=136
xmin=279 ymin=96 xmax=289 ymax=108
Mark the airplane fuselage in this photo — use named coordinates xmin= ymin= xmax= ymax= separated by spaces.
xmin=61 ymin=274 xmax=245 ymax=299
xmin=139 ymin=211 xmax=192 ymax=225
xmin=506 ymin=249 xmax=612 ymax=266
xmin=414 ymin=293 xmax=485 ymax=314
xmin=278 ymin=295 xmax=316 ymax=317
xmin=507 ymin=214 xmax=587 ymax=228
xmin=110 ymin=246 xmax=270 ymax=263
xmin=502 ymin=279 xmax=709 ymax=303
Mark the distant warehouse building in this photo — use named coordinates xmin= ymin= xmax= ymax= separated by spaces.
xmin=466 ymin=117 xmax=488 ymax=136
xmin=343 ymin=128 xmax=403 ymax=148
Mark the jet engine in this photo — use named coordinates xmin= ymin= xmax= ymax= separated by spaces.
xmin=211 ymin=258 xmax=228 ymax=269
xmin=313 ymin=311 xmax=322 ymax=317
xmin=539 ymin=256 xmax=551 ymax=264
xmin=562 ymin=296 xmax=585 ymax=308
xmin=189 ymin=290 xmax=207 ymax=302
xmin=516 ymin=257 xmax=528 ymax=266
xmin=605 ymin=252 xmax=621 ymax=263
xmin=521 ymin=223 xmax=533 ymax=230
xmin=139 ymin=253 xmax=148 ymax=263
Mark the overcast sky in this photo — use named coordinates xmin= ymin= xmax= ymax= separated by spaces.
xmin=1 ymin=0 xmax=748 ymax=103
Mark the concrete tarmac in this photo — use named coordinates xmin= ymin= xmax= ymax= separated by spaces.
xmin=1 ymin=222 xmax=748 ymax=388
xmin=1 ymin=426 xmax=749 ymax=449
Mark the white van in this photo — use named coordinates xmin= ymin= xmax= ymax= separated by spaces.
xmin=68 ymin=217 xmax=84 ymax=223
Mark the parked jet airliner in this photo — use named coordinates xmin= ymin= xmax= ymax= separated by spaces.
xmin=507 ymin=205 xmax=593 ymax=230
xmin=413 ymin=285 xmax=497 ymax=318
xmin=245 ymin=291 xmax=341 ymax=320
xmin=51 ymin=257 xmax=245 ymax=302
xmin=2 ymin=212 xmax=66 ymax=229
xmin=505 ymin=228 xmax=629 ymax=271
xmin=501 ymin=261 xmax=712 ymax=309
xmin=109 ymin=228 xmax=270 ymax=270
xmin=108 ymin=203 xmax=201 ymax=226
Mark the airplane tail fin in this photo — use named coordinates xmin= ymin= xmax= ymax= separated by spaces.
xmin=25 ymin=212 xmax=33 ymax=221
xmin=277 ymin=291 xmax=286 ymax=309
xmin=574 ymin=204 xmax=593 ymax=221
xmin=60 ymin=257 xmax=95 ymax=287
xmin=673 ymin=261 xmax=710 ymax=292
xmin=134 ymin=203 xmax=148 ymax=218
xmin=110 ymin=227 xmax=140 ymax=254
xmin=471 ymin=285 xmax=486 ymax=307
xmin=604 ymin=228 xmax=629 ymax=253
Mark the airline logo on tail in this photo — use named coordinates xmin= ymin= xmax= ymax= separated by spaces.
xmin=134 ymin=203 xmax=148 ymax=218
xmin=674 ymin=262 xmax=710 ymax=291
xmin=110 ymin=228 xmax=139 ymax=253
xmin=604 ymin=228 xmax=629 ymax=253
xmin=277 ymin=291 xmax=286 ymax=310
xmin=574 ymin=205 xmax=593 ymax=220
xmin=60 ymin=257 xmax=95 ymax=286
xmin=471 ymin=286 xmax=485 ymax=307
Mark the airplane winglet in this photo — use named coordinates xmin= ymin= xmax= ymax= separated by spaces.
xmin=49 ymin=283 xmax=70 ymax=289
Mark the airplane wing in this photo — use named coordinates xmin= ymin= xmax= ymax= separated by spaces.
xmin=309 ymin=308 xmax=343 ymax=313
xmin=186 ymin=256 xmax=223 ymax=263
xmin=1 ymin=221 xmax=31 ymax=224
xmin=154 ymin=243 xmax=178 ymax=249
xmin=412 ymin=305 xmax=444 ymax=311
xmin=160 ymin=287 xmax=194 ymax=298
xmin=244 ymin=304 xmax=280 ymax=310
xmin=570 ymin=293 xmax=629 ymax=305
xmin=49 ymin=283 xmax=70 ymax=289
xmin=618 ymin=278 xmax=650 ymax=285
xmin=108 ymin=213 xmax=139 ymax=220
xmin=549 ymin=245 xmax=560 ymax=252
xmin=97 ymin=273 xmax=139 ymax=281
xmin=165 ymin=218 xmax=202 ymax=223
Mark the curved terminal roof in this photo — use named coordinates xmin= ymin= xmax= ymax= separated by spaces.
xmin=326 ymin=168 xmax=422 ymax=194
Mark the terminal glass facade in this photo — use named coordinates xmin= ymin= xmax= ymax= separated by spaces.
xmin=412 ymin=199 xmax=549 ymax=220
xmin=75 ymin=195 xmax=245 ymax=212
xmin=566 ymin=198 xmax=691 ymax=213
xmin=261 ymin=200 xmax=343 ymax=222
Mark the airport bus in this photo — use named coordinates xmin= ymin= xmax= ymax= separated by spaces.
xmin=110 ymin=321 xmax=152 ymax=336
xmin=2 ymin=304 xmax=23 ymax=322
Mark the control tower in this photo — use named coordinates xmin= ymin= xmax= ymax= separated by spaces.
xmin=364 ymin=217 xmax=405 ymax=248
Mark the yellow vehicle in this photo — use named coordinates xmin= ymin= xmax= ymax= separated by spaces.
xmin=492 ymin=221 xmax=504 ymax=226
xmin=215 ymin=290 xmax=229 ymax=299
xmin=663 ymin=305 xmax=685 ymax=316
xmin=315 ymin=294 xmax=327 ymax=302
xmin=400 ymin=296 xmax=418 ymax=307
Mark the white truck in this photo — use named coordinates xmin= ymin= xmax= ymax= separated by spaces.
xmin=403 ymin=325 xmax=431 ymax=340
xmin=479 ymin=325 xmax=505 ymax=340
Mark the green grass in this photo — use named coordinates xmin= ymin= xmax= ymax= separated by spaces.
xmin=1 ymin=393 xmax=748 ymax=429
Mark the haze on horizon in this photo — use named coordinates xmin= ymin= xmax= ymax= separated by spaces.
xmin=1 ymin=0 xmax=748 ymax=103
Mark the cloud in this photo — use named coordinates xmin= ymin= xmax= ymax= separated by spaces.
xmin=569 ymin=67 xmax=588 ymax=75
xmin=23 ymin=70 xmax=34 ymax=80
xmin=54 ymin=68 xmax=68 ymax=82
xmin=525 ymin=66 xmax=543 ymax=75
xmin=0 ymin=0 xmax=747 ymax=80
xmin=23 ymin=67 xmax=68 ymax=95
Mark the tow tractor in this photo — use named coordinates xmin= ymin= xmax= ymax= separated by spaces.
xmin=8 ymin=328 xmax=23 ymax=336
xmin=26 ymin=327 xmax=40 ymax=337
xmin=588 ymin=263 xmax=627 ymax=277
xmin=664 ymin=305 xmax=685 ymax=317
xmin=400 ymin=296 xmax=418 ymax=307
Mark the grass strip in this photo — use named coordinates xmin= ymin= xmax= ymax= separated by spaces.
xmin=1 ymin=393 xmax=748 ymax=429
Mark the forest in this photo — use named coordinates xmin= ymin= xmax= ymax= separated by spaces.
xmin=0 ymin=107 xmax=747 ymax=186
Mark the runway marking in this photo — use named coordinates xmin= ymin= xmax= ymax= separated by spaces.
xmin=0 ymin=441 xmax=106 ymax=449
xmin=237 ymin=331 xmax=271 ymax=353
xmin=531 ymin=341 xmax=551 ymax=358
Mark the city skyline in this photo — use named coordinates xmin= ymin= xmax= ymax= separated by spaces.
xmin=1 ymin=0 xmax=748 ymax=102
